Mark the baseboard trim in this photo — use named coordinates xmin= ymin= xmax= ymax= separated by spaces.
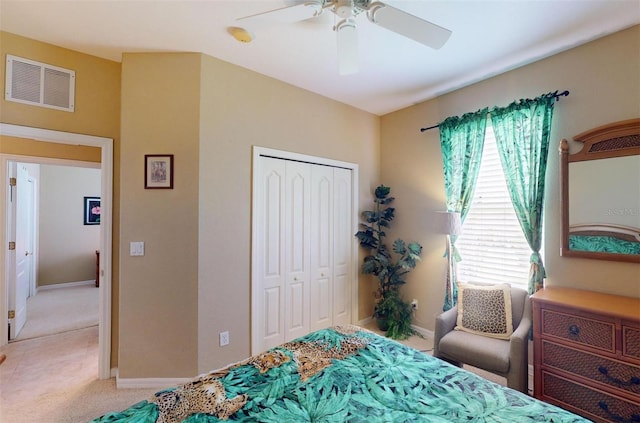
xmin=38 ymin=280 xmax=94 ymax=291
xmin=411 ymin=324 xmax=434 ymax=339
xmin=357 ymin=317 xmax=433 ymax=339
xmin=116 ymin=376 xmax=192 ymax=389
xmin=528 ymin=364 xmax=534 ymax=381
xmin=356 ymin=316 xmax=373 ymax=327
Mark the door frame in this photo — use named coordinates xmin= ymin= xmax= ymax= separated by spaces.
xmin=250 ymin=146 xmax=359 ymax=355
xmin=0 ymin=123 xmax=113 ymax=379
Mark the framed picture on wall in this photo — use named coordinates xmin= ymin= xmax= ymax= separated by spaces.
xmin=84 ymin=196 xmax=101 ymax=225
xmin=145 ymin=154 xmax=174 ymax=189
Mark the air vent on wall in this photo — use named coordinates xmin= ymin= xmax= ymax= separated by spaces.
xmin=5 ymin=55 xmax=75 ymax=112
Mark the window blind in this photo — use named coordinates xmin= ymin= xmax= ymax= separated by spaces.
xmin=456 ymin=124 xmax=532 ymax=287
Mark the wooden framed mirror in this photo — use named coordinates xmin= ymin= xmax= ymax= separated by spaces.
xmin=560 ymin=118 xmax=640 ymax=263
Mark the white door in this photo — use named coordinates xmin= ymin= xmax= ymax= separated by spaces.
xmin=310 ymin=165 xmax=333 ymax=331
xmin=284 ymin=161 xmax=311 ymax=341
xmin=9 ymin=164 xmax=34 ymax=339
xmin=255 ymin=157 xmax=287 ymax=351
xmin=252 ymin=152 xmax=355 ymax=354
xmin=332 ymin=167 xmax=352 ymax=325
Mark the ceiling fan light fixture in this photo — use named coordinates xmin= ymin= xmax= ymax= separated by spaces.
xmin=334 ymin=0 xmax=354 ymax=18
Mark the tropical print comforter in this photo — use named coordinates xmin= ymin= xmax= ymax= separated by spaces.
xmin=92 ymin=325 xmax=588 ymax=423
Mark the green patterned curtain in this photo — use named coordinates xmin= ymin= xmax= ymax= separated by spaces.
xmin=439 ymin=108 xmax=488 ymax=310
xmin=490 ymin=93 xmax=556 ymax=295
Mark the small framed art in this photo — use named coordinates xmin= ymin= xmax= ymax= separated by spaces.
xmin=145 ymin=154 xmax=174 ymax=189
xmin=84 ymin=196 xmax=101 ymax=225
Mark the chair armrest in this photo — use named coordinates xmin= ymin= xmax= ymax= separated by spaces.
xmin=509 ymin=296 xmax=533 ymax=368
xmin=434 ymin=306 xmax=458 ymax=357
xmin=509 ymin=296 xmax=532 ymax=355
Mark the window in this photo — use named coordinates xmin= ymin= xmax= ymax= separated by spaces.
xmin=455 ymin=124 xmax=534 ymax=287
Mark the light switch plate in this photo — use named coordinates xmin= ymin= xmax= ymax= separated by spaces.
xmin=130 ymin=241 xmax=144 ymax=256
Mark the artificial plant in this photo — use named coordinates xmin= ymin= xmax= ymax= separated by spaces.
xmin=355 ymin=185 xmax=422 ymax=340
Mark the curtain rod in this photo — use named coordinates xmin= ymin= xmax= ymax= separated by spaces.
xmin=419 ymin=90 xmax=570 ymax=133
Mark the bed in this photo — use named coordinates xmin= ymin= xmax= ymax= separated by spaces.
xmin=92 ymin=325 xmax=589 ymax=422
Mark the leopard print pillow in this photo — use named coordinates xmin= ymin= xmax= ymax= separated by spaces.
xmin=455 ymin=283 xmax=513 ymax=339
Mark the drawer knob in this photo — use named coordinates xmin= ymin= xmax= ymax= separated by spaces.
xmin=598 ymin=366 xmax=640 ymax=386
xmin=568 ymin=324 xmax=580 ymax=336
xmin=598 ymin=400 xmax=640 ymax=423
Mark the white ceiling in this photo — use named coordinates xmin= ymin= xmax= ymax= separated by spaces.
xmin=1 ymin=0 xmax=639 ymax=115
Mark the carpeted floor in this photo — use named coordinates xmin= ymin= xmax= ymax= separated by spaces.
xmin=15 ymin=283 xmax=99 ymax=340
xmin=0 ymin=326 xmax=158 ymax=423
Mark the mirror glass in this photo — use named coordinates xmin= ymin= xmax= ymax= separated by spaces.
xmin=568 ymin=156 xmax=640 ymax=255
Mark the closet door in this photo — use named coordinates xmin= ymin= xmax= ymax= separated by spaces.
xmin=283 ymin=161 xmax=311 ymax=341
xmin=255 ymin=157 xmax=287 ymax=350
xmin=310 ymin=165 xmax=333 ymax=331
xmin=332 ymin=167 xmax=352 ymax=325
xmin=253 ymin=151 xmax=355 ymax=354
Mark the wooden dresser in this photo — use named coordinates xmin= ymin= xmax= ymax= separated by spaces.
xmin=531 ymin=287 xmax=640 ymax=422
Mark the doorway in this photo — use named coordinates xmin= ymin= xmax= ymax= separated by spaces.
xmin=0 ymin=123 xmax=113 ymax=379
xmin=9 ymin=161 xmax=101 ymax=341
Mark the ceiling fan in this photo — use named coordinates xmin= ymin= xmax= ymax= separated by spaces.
xmin=236 ymin=0 xmax=452 ymax=75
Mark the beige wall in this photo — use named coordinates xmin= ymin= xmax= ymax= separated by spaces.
xmin=119 ymin=52 xmax=380 ymax=378
xmin=196 ymin=54 xmax=380 ymax=373
xmin=38 ymin=165 xmax=101 ymax=286
xmin=380 ymin=25 xmax=640 ymax=332
xmin=0 ymin=136 xmax=102 ymax=162
xmin=119 ymin=53 xmax=201 ymax=378
xmin=0 ymin=31 xmax=122 ymax=365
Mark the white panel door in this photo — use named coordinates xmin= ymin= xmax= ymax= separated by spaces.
xmin=284 ymin=161 xmax=311 ymax=341
xmin=310 ymin=165 xmax=333 ymax=331
xmin=332 ymin=167 xmax=352 ymax=325
xmin=10 ymin=165 xmax=34 ymax=339
xmin=255 ymin=157 xmax=287 ymax=351
xmin=253 ymin=151 xmax=355 ymax=354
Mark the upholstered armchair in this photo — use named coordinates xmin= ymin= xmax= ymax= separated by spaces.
xmin=433 ymin=283 xmax=532 ymax=393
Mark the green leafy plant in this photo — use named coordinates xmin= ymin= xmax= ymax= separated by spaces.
xmin=355 ymin=185 xmax=422 ymax=340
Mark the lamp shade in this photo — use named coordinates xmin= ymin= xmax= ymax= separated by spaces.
xmin=431 ymin=211 xmax=462 ymax=236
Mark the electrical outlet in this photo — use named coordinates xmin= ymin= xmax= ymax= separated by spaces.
xmin=219 ymin=331 xmax=230 ymax=347
xmin=411 ymin=299 xmax=418 ymax=310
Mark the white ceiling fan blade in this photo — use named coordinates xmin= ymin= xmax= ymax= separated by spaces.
xmin=367 ymin=2 xmax=452 ymax=49
xmin=336 ymin=18 xmax=358 ymax=75
xmin=237 ymin=1 xmax=323 ymax=26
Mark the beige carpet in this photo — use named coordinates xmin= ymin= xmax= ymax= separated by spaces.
xmin=15 ymin=283 xmax=99 ymax=341
xmin=0 ymin=326 xmax=158 ymax=423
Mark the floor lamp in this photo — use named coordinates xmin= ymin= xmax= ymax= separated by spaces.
xmin=433 ymin=211 xmax=462 ymax=310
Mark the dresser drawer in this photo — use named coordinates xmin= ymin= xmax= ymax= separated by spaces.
xmin=623 ymin=324 xmax=640 ymax=361
xmin=542 ymin=372 xmax=640 ymax=423
xmin=542 ymin=340 xmax=640 ymax=395
xmin=541 ymin=308 xmax=615 ymax=352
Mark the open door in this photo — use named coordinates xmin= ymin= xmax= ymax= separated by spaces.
xmin=8 ymin=163 xmax=35 ymax=339
xmin=1 ymin=123 xmax=113 ymax=379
